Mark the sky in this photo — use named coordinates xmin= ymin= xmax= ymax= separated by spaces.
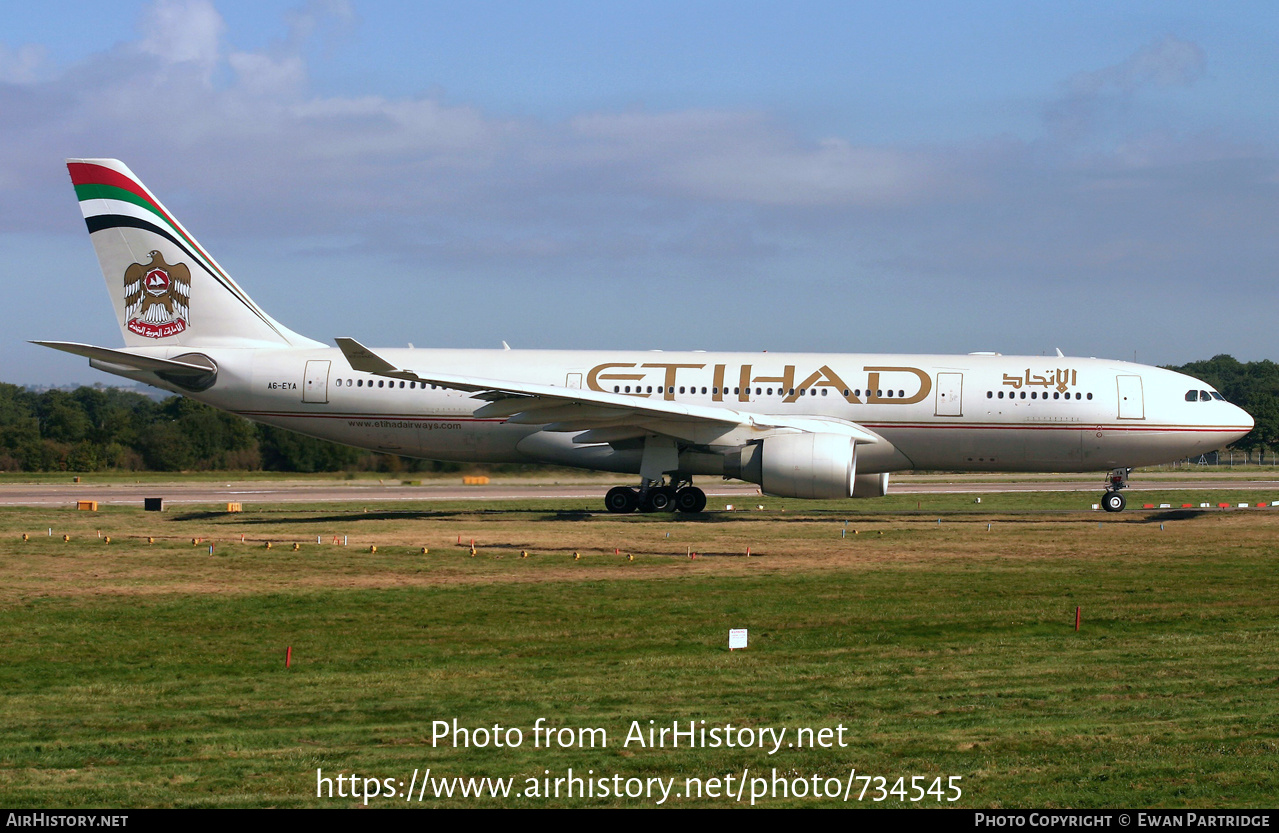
xmin=3 ymin=0 xmax=1276 ymax=386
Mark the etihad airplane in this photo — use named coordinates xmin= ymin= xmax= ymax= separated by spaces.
xmin=37 ymin=159 xmax=1253 ymax=514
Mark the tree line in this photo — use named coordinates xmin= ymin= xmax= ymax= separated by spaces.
xmin=0 ymin=383 xmax=447 ymax=473
xmin=0 ymin=354 xmax=1273 ymax=472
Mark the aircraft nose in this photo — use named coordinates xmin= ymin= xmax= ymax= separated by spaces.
xmin=1227 ymin=402 xmax=1255 ymax=444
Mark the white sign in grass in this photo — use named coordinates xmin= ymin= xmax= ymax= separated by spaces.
xmin=729 ymin=629 xmax=748 ymax=651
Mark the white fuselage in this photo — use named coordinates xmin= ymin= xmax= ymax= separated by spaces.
xmin=116 ymin=346 xmax=1253 ymax=478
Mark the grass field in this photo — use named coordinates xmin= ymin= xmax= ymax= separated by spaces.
xmin=0 ymin=490 xmax=1276 ymax=808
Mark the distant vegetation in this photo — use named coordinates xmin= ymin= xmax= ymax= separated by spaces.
xmin=0 ymin=383 xmax=449 ymax=473
xmin=1 ymin=354 xmax=1272 ymax=472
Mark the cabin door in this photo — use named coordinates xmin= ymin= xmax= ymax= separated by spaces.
xmin=935 ymin=372 xmax=963 ymax=417
xmin=303 ymin=360 xmax=330 ymax=404
xmin=1116 ymin=375 xmax=1144 ymax=419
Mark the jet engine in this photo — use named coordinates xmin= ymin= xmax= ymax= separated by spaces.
xmin=724 ymin=433 xmax=856 ymax=499
xmin=851 ymin=472 xmax=890 ymax=498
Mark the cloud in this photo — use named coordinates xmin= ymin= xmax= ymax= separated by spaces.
xmin=0 ymin=3 xmax=1271 ymax=295
xmin=1072 ymin=35 xmax=1206 ymax=96
xmin=227 ymin=51 xmax=306 ymax=96
xmin=567 ymin=111 xmax=943 ymax=206
xmin=1046 ymin=35 xmax=1207 ymax=142
xmin=0 ymin=42 xmax=46 ymax=84
xmin=0 ymin=0 xmax=962 ymax=248
xmin=137 ymin=0 xmax=225 ymax=73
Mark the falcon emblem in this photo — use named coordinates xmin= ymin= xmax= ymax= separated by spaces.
xmin=124 ymin=251 xmax=190 ymax=338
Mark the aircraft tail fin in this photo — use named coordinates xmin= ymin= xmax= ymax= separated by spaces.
xmin=66 ymin=159 xmax=322 ymax=349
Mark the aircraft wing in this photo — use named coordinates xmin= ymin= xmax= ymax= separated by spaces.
xmin=335 ymin=337 xmax=881 ymax=447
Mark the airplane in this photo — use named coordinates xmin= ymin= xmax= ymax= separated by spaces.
xmin=37 ymin=159 xmax=1254 ymax=514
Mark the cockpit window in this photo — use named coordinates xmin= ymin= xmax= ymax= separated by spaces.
xmin=1210 ymin=392 xmax=1225 ymax=401
xmin=1201 ymin=390 xmax=1212 ymax=401
xmin=1185 ymin=390 xmax=1198 ymax=401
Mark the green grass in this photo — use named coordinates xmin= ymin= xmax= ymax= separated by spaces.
xmin=0 ymin=496 xmax=1276 ymax=807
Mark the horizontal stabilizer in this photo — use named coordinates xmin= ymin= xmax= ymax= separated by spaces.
xmin=31 ymin=341 xmax=215 ymax=376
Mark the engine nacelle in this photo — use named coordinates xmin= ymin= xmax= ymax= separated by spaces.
xmin=725 ymin=433 xmax=856 ymax=499
xmin=852 ymin=472 xmax=890 ymax=498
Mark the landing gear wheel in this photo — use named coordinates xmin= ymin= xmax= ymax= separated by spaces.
xmin=1102 ymin=491 xmax=1126 ymax=513
xmin=675 ymin=486 xmax=707 ymax=514
xmin=605 ymin=486 xmax=638 ymax=514
xmin=643 ymin=486 xmax=677 ymax=513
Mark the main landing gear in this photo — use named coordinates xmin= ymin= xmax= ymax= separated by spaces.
xmin=605 ymin=479 xmax=706 ymax=514
xmin=1101 ymin=467 xmax=1130 ymax=513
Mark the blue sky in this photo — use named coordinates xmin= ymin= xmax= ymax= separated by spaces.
xmin=3 ymin=1 xmax=1276 ymax=385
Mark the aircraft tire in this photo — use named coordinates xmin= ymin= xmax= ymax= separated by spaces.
xmin=645 ymin=486 xmax=677 ymax=512
xmin=605 ymin=486 xmax=639 ymax=514
xmin=1102 ymin=491 xmax=1126 ymax=513
xmin=675 ymin=486 xmax=707 ymax=514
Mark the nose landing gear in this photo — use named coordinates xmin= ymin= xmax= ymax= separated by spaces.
xmin=1101 ymin=467 xmax=1131 ymax=513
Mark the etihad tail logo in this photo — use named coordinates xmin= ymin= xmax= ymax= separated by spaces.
xmin=124 ymin=251 xmax=190 ymax=338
